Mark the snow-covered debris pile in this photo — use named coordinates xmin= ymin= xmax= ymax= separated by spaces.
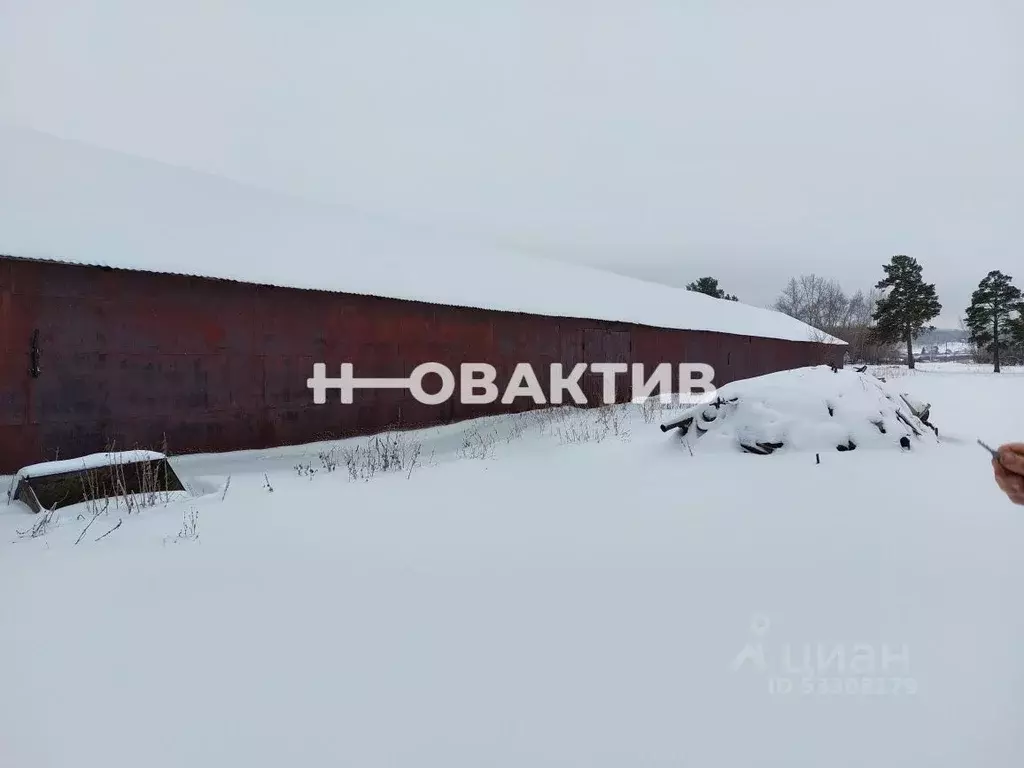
xmin=660 ymin=366 xmax=939 ymax=454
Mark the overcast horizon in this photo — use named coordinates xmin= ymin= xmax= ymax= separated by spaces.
xmin=4 ymin=0 xmax=1022 ymax=327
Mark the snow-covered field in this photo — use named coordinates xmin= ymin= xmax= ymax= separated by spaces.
xmin=2 ymin=362 xmax=1023 ymax=767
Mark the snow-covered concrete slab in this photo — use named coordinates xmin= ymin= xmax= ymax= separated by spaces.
xmin=9 ymin=450 xmax=184 ymax=514
xmin=14 ymin=450 xmax=167 ymax=481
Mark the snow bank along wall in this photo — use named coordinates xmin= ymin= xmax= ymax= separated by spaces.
xmin=0 ymin=256 xmax=843 ymax=472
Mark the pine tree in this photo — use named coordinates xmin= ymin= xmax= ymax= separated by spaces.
xmin=686 ymin=276 xmax=738 ymax=301
xmin=870 ymin=255 xmax=942 ymax=369
xmin=964 ymin=270 xmax=1023 ymax=373
xmin=1011 ymin=314 xmax=1024 ymax=364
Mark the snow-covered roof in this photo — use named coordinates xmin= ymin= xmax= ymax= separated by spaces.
xmin=0 ymin=124 xmax=843 ymax=345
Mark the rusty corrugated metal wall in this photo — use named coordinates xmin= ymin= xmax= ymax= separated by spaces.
xmin=0 ymin=256 xmax=843 ymax=472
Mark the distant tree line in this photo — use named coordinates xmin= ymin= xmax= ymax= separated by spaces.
xmin=753 ymin=255 xmax=1024 ymax=372
xmin=689 ymin=258 xmax=1024 ymax=371
xmin=913 ymin=327 xmax=968 ymax=345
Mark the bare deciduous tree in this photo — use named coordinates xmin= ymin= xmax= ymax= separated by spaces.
xmin=774 ymin=275 xmax=851 ymax=333
xmin=774 ymin=275 xmax=893 ymax=363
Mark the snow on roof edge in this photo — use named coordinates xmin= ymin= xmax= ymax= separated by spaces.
xmin=0 ymin=251 xmax=847 ymax=345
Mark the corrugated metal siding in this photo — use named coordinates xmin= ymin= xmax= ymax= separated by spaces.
xmin=0 ymin=257 xmax=844 ymax=472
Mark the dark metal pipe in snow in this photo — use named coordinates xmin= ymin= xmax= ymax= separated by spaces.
xmin=659 ymin=414 xmax=691 ymax=432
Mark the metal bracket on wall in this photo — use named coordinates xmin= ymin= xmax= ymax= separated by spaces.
xmin=29 ymin=329 xmax=41 ymax=378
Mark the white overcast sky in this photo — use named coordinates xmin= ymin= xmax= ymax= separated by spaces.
xmin=3 ymin=0 xmax=1022 ymax=326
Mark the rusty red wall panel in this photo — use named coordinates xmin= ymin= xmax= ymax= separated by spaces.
xmin=0 ymin=256 xmax=844 ymax=472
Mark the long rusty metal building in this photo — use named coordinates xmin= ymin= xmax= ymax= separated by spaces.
xmin=0 ymin=127 xmax=844 ymax=473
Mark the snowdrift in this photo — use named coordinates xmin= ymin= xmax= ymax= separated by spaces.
xmin=660 ymin=366 xmax=938 ymax=454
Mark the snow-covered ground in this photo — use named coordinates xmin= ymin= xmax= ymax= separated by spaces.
xmin=2 ymin=362 xmax=1023 ymax=767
